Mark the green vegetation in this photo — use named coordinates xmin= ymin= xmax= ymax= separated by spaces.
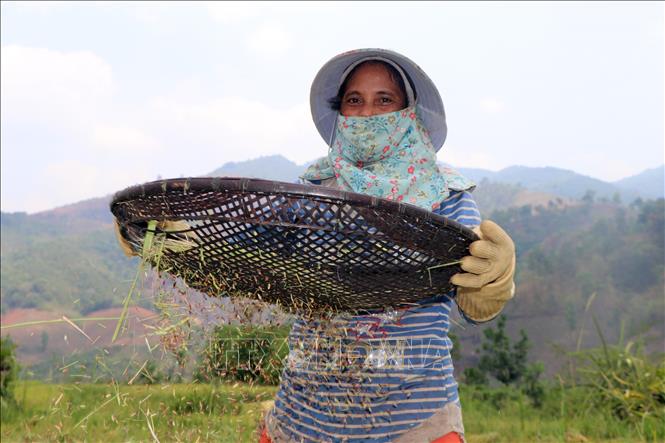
xmin=1 ymin=380 xmax=662 ymax=442
xmin=3 ymin=318 xmax=661 ymax=442
xmin=461 ymin=339 xmax=665 ymax=442
xmin=1 ymin=336 xmax=20 ymax=408
xmin=195 ymin=325 xmax=291 ymax=385
xmin=464 ymin=315 xmax=545 ymax=407
xmin=0 ymin=381 xmax=276 ymax=443
xmin=465 ymin=316 xmax=531 ymax=386
xmin=565 ymin=320 xmax=665 ymax=429
xmin=461 ymin=384 xmax=664 ymax=442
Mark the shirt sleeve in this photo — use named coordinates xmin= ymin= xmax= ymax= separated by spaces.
xmin=432 ymin=190 xmax=481 ymax=228
xmin=433 ymin=191 xmax=492 ymax=324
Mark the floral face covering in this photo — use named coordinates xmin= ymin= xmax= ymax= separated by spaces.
xmin=301 ymin=106 xmax=474 ymax=211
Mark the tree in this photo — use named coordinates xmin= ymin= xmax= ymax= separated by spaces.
xmin=1 ymin=336 xmax=20 ymax=408
xmin=464 ymin=316 xmax=545 ymax=406
xmin=582 ymin=189 xmax=596 ymax=204
xmin=477 ymin=316 xmax=529 ymax=385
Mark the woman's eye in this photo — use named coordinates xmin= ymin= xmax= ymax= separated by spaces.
xmin=346 ymin=97 xmax=361 ymax=105
xmin=379 ymin=97 xmax=394 ymax=104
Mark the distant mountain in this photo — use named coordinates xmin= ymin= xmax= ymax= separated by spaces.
xmin=613 ymin=165 xmax=664 ymax=200
xmin=470 ymin=179 xmax=575 ymax=216
xmin=498 ymin=166 xmax=633 ymax=200
xmin=30 ymin=196 xmax=113 ymax=234
xmin=453 ymin=166 xmax=498 ymax=182
xmin=456 ymin=165 xmax=661 ymax=203
xmin=206 ymin=154 xmax=307 ymax=183
xmin=206 ymin=156 xmax=659 ymax=210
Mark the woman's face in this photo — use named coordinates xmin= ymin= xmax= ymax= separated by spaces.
xmin=340 ymin=63 xmax=407 ymax=117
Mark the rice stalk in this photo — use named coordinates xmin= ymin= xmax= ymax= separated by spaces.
xmin=61 ymin=315 xmax=94 ymax=343
xmin=73 ymin=394 xmax=116 ymax=429
xmin=128 ymin=360 xmax=149 ymax=385
xmin=143 ymin=407 xmax=161 ymax=443
xmin=0 ymin=316 xmax=122 ymax=330
xmin=112 ymin=220 xmax=158 ymax=343
xmin=426 ymin=260 xmax=462 ymax=286
xmin=151 ymin=220 xmax=199 ymax=255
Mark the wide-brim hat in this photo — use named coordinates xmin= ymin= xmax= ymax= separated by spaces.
xmin=310 ymin=48 xmax=447 ymax=151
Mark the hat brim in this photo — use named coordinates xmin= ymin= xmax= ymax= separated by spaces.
xmin=310 ymin=48 xmax=447 ymax=151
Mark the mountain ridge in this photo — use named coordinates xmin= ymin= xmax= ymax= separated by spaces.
xmin=3 ymin=156 xmax=661 ymax=217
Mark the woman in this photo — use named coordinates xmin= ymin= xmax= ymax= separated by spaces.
xmin=261 ymin=49 xmax=516 ymax=443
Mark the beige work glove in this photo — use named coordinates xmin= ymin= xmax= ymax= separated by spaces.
xmin=114 ymin=219 xmax=138 ymax=257
xmin=114 ymin=219 xmax=198 ymax=258
xmin=451 ymin=220 xmax=516 ymax=322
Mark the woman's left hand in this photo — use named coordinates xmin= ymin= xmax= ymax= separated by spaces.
xmin=451 ymin=220 xmax=515 ymax=289
xmin=451 ymin=220 xmax=516 ymax=321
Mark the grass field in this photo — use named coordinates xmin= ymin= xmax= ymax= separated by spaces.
xmin=1 ymin=381 xmax=277 ymax=443
xmin=460 ymin=385 xmax=663 ymax=442
xmin=1 ymin=381 xmax=662 ymax=442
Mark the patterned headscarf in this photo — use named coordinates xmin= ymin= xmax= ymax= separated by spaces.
xmin=301 ymin=106 xmax=474 ymax=211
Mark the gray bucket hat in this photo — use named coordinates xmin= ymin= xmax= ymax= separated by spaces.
xmin=310 ymin=48 xmax=447 ymax=151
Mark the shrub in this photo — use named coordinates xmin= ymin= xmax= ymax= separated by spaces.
xmin=570 ymin=320 xmax=665 ymax=424
xmin=463 ymin=366 xmax=488 ymax=386
xmin=196 ymin=325 xmax=290 ymax=385
xmin=522 ymin=362 xmax=545 ymax=407
xmin=0 ymin=336 xmax=20 ymax=408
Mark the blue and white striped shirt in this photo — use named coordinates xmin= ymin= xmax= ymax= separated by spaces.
xmin=267 ymin=191 xmax=481 ymax=442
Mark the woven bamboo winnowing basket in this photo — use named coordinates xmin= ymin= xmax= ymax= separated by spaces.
xmin=110 ymin=177 xmax=477 ymax=314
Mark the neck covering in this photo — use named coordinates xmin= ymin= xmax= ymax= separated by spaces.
xmin=301 ymin=106 xmax=474 ymax=211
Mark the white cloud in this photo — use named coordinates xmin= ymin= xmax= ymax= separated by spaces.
xmin=246 ymin=23 xmax=293 ymax=60
xmin=207 ymin=3 xmax=260 ymax=24
xmin=0 ymin=45 xmax=114 ymax=129
xmin=0 ymin=43 xmax=325 ymax=212
xmin=33 ymin=160 xmax=152 ymax=212
xmin=91 ymin=125 xmax=160 ymax=154
xmin=147 ymin=95 xmax=323 ymax=164
xmin=44 ymin=160 xmax=100 ymax=195
xmin=4 ymin=1 xmax=74 ymax=15
xmin=479 ymin=98 xmax=505 ymax=113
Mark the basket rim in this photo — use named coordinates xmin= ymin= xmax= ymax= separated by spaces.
xmin=110 ymin=176 xmax=477 ymax=241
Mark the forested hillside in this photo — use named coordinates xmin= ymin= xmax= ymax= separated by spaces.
xmin=0 ymin=209 xmax=137 ymax=315
xmin=454 ymin=198 xmax=664 ymax=373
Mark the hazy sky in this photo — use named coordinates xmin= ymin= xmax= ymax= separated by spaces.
xmin=1 ymin=1 xmax=663 ymax=213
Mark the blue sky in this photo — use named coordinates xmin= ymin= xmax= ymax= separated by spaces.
xmin=1 ymin=1 xmax=663 ymax=213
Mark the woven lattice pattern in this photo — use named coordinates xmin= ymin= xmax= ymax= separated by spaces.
xmin=110 ymin=177 xmax=477 ymax=314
